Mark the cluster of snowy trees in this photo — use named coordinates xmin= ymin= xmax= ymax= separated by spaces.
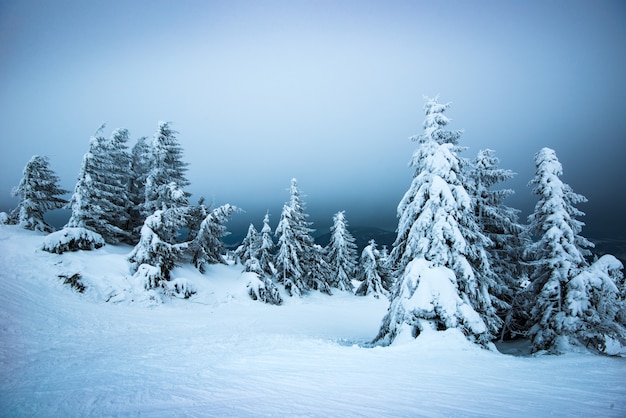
xmin=4 ymin=99 xmax=625 ymax=355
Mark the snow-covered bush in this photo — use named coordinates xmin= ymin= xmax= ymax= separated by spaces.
xmin=0 ymin=212 xmax=8 ymax=224
xmin=42 ymin=227 xmax=105 ymax=254
xmin=373 ymin=259 xmax=490 ymax=346
xmin=163 ymin=278 xmax=197 ymax=299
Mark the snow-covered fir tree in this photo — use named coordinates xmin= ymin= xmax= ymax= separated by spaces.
xmin=355 ymin=240 xmax=390 ymax=299
xmin=128 ymin=182 xmax=189 ymax=283
xmin=325 ymin=211 xmax=358 ymax=291
xmin=65 ymin=127 xmax=132 ymax=243
xmin=244 ymin=257 xmax=283 ymax=305
xmin=275 ymin=179 xmax=329 ymax=296
xmin=375 ymin=97 xmax=499 ymax=346
xmin=9 ymin=155 xmax=68 ymax=232
xmin=524 ymin=147 xmax=623 ymax=353
xmin=188 ymin=203 xmax=238 ymax=273
xmin=257 ymin=212 xmax=276 ymax=276
xmin=127 ymin=136 xmax=152 ymax=241
xmin=235 ymin=223 xmax=261 ymax=265
xmin=144 ymin=122 xmax=190 ymax=214
xmin=468 ymin=148 xmax=527 ymax=337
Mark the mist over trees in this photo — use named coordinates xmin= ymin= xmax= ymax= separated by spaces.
xmin=3 ymin=99 xmax=624 ymax=355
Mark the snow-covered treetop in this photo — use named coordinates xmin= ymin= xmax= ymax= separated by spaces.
xmin=412 ymin=96 xmax=462 ymax=146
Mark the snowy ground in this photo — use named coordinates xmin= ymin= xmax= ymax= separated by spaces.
xmin=1 ymin=225 xmax=625 ymax=417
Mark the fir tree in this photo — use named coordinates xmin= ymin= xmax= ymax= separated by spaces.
xmin=188 ymin=203 xmax=238 ymax=273
xmin=274 ymin=178 xmax=325 ymax=296
xmin=375 ymin=97 xmax=499 ymax=346
xmin=326 ymin=211 xmax=358 ymax=291
xmin=355 ymin=240 xmax=389 ymax=299
xmin=144 ymin=121 xmax=190 ymax=214
xmin=468 ymin=149 xmax=526 ymax=337
xmin=235 ymin=223 xmax=261 ymax=265
xmin=525 ymin=147 xmax=601 ymax=352
xmin=127 ymin=136 xmax=152 ymax=241
xmin=65 ymin=126 xmax=131 ymax=243
xmin=10 ymin=155 xmax=68 ymax=232
xmin=258 ymin=212 xmax=276 ymax=276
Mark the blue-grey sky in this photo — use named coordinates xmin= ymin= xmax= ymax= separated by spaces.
xmin=1 ymin=0 xmax=625 ymax=239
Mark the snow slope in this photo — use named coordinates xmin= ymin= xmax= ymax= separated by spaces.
xmin=0 ymin=225 xmax=625 ymax=417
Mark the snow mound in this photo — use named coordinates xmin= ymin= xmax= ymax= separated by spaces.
xmin=41 ymin=227 xmax=105 ymax=254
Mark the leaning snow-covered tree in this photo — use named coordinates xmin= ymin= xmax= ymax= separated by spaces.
xmin=274 ymin=179 xmax=329 ymax=296
xmin=65 ymin=126 xmax=131 ymax=244
xmin=326 ymin=211 xmax=358 ymax=292
xmin=355 ymin=240 xmax=390 ymax=299
xmin=468 ymin=149 xmax=527 ymax=337
xmin=188 ymin=203 xmax=238 ymax=273
xmin=375 ymin=97 xmax=499 ymax=346
xmin=144 ymin=121 xmax=190 ymax=215
xmin=128 ymin=183 xmax=189 ymax=285
xmin=9 ymin=155 xmax=68 ymax=232
xmin=524 ymin=147 xmax=619 ymax=353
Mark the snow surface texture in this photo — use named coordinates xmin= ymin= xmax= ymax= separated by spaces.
xmin=1 ymin=225 xmax=625 ymax=417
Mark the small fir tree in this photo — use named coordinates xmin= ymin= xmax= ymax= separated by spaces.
xmin=10 ymin=155 xmax=68 ymax=232
xmin=188 ymin=203 xmax=238 ymax=273
xmin=355 ymin=240 xmax=390 ymax=299
xmin=235 ymin=223 xmax=261 ymax=265
xmin=326 ymin=211 xmax=358 ymax=292
xmin=274 ymin=179 xmax=325 ymax=296
xmin=258 ymin=212 xmax=276 ymax=276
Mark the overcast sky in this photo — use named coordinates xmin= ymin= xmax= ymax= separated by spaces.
xmin=1 ymin=0 xmax=624 ymax=239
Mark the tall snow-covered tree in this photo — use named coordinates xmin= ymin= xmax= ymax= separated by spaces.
xmin=375 ymin=97 xmax=499 ymax=346
xmin=468 ymin=149 xmax=527 ymax=337
xmin=10 ymin=155 xmax=68 ymax=232
xmin=144 ymin=121 xmax=190 ymax=214
xmin=524 ymin=147 xmax=602 ymax=352
xmin=274 ymin=179 xmax=327 ymax=296
xmin=326 ymin=211 xmax=358 ymax=291
xmin=188 ymin=203 xmax=238 ymax=273
xmin=127 ymin=136 xmax=152 ymax=241
xmin=258 ymin=212 xmax=276 ymax=276
xmin=355 ymin=240 xmax=390 ymax=299
xmin=66 ymin=127 xmax=131 ymax=243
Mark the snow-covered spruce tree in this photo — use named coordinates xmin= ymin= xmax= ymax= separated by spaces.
xmin=234 ymin=223 xmax=261 ymax=265
xmin=524 ymin=147 xmax=617 ymax=353
xmin=258 ymin=212 xmax=276 ymax=276
xmin=128 ymin=182 xmax=189 ymax=284
xmin=275 ymin=179 xmax=330 ymax=296
xmin=65 ymin=127 xmax=131 ymax=243
xmin=355 ymin=240 xmax=390 ymax=299
xmin=9 ymin=155 xmax=68 ymax=232
xmin=565 ymin=255 xmax=626 ymax=354
xmin=374 ymin=97 xmax=499 ymax=346
xmin=188 ymin=203 xmax=238 ymax=273
xmin=127 ymin=136 xmax=152 ymax=242
xmin=244 ymin=257 xmax=283 ymax=305
xmin=326 ymin=211 xmax=358 ymax=292
xmin=144 ymin=121 xmax=190 ymax=215
xmin=468 ymin=149 xmax=527 ymax=338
